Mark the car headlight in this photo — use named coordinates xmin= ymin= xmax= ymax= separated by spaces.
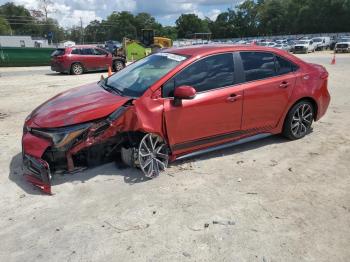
xmin=31 ymin=123 xmax=92 ymax=148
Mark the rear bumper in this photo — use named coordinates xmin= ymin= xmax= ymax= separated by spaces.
xmin=50 ymin=62 xmax=69 ymax=73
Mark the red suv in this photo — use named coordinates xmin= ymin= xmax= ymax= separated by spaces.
xmin=23 ymin=45 xmax=330 ymax=194
xmin=51 ymin=45 xmax=125 ymax=75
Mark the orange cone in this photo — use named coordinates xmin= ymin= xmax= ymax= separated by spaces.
xmin=108 ymin=65 xmax=112 ymax=76
xmin=331 ymin=53 xmax=336 ymax=65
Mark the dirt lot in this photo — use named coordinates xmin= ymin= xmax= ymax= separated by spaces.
xmin=0 ymin=51 xmax=349 ymax=262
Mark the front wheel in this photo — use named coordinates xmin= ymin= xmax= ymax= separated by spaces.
xmin=113 ymin=60 xmax=125 ymax=72
xmin=138 ymin=134 xmax=169 ymax=178
xmin=283 ymin=101 xmax=314 ymax=140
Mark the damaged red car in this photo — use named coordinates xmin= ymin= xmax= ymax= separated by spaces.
xmin=22 ymin=45 xmax=330 ymax=194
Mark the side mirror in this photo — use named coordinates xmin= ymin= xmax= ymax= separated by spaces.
xmin=174 ymin=85 xmax=196 ymax=100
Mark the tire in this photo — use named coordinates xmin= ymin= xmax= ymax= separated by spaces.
xmin=283 ymin=101 xmax=314 ymax=140
xmin=138 ymin=134 xmax=169 ymax=178
xmin=71 ymin=63 xmax=84 ymax=75
xmin=113 ymin=60 xmax=125 ymax=72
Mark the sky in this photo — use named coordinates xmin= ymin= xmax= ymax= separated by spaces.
xmin=0 ymin=0 xmax=242 ymax=28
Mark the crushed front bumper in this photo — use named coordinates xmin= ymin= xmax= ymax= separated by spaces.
xmin=22 ymin=132 xmax=52 ymax=194
xmin=23 ymin=154 xmax=52 ymax=194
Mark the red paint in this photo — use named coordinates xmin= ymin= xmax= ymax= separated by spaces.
xmin=22 ymin=45 xmax=330 ymax=194
xmin=30 ymin=82 xmax=130 ymax=128
xmin=51 ymin=45 xmax=113 ymax=74
xmin=174 ymin=85 xmax=196 ymax=99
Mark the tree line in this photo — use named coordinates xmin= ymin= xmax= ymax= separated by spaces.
xmin=1 ymin=0 xmax=350 ymax=44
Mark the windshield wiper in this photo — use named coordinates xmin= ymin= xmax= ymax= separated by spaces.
xmin=99 ymin=78 xmax=123 ymax=96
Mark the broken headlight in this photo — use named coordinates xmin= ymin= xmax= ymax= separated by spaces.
xmin=31 ymin=123 xmax=92 ymax=148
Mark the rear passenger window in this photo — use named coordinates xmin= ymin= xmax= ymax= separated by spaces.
xmin=71 ymin=48 xmax=80 ymax=55
xmin=162 ymin=53 xmax=234 ymax=97
xmin=240 ymin=52 xmax=275 ymax=82
xmin=80 ymin=48 xmax=94 ymax=55
xmin=275 ymin=56 xmax=297 ymax=75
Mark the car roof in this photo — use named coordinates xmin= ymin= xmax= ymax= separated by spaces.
xmin=165 ymin=44 xmax=285 ymax=57
xmin=67 ymin=45 xmax=99 ymax=49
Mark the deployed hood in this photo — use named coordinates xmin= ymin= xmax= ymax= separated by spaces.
xmin=29 ymin=82 xmax=130 ymax=128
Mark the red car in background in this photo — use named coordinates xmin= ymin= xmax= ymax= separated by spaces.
xmin=23 ymin=45 xmax=330 ymax=194
xmin=51 ymin=45 xmax=126 ymax=75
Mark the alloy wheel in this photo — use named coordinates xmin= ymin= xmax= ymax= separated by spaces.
xmin=291 ymin=103 xmax=313 ymax=138
xmin=138 ymin=134 xmax=169 ymax=178
xmin=72 ymin=63 xmax=83 ymax=75
xmin=114 ymin=61 xmax=124 ymax=71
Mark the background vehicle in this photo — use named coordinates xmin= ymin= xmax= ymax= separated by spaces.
xmin=51 ymin=45 xmax=126 ymax=75
xmin=312 ymin=37 xmax=331 ymax=50
xmin=335 ymin=37 xmax=350 ymax=53
xmin=23 ymin=45 xmax=330 ymax=194
xmin=293 ymin=40 xmax=316 ymax=53
xmin=275 ymin=44 xmax=291 ymax=51
xmin=123 ymin=29 xmax=173 ymax=61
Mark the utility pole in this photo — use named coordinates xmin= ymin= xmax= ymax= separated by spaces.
xmin=80 ymin=17 xmax=84 ymax=44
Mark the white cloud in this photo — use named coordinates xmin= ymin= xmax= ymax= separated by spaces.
xmin=0 ymin=0 xmax=237 ymax=27
xmin=207 ymin=9 xmax=221 ymax=21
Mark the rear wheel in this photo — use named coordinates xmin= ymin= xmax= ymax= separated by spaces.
xmin=71 ymin=63 xmax=84 ymax=75
xmin=283 ymin=101 xmax=314 ymax=140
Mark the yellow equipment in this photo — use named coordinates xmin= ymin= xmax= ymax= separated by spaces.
xmin=123 ymin=29 xmax=172 ymax=62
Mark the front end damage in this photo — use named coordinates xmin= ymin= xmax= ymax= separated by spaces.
xmin=22 ymin=100 xmax=161 ymax=194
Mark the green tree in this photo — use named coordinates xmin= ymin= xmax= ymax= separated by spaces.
xmin=0 ymin=17 xmax=11 ymax=34
xmin=176 ymin=14 xmax=209 ymax=38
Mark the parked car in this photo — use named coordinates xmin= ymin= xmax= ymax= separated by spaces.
xmin=334 ymin=37 xmax=350 ymax=53
xmin=275 ymin=44 xmax=292 ymax=52
xmin=293 ymin=40 xmax=316 ymax=54
xmin=23 ymin=45 xmax=330 ymax=194
xmin=51 ymin=45 xmax=126 ymax=75
xmin=312 ymin=37 xmax=331 ymax=51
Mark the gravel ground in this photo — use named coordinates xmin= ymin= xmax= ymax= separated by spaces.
xmin=0 ymin=51 xmax=349 ymax=262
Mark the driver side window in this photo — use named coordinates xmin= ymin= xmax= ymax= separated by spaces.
xmin=162 ymin=53 xmax=235 ymax=97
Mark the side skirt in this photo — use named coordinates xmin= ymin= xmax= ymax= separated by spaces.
xmin=175 ymin=133 xmax=272 ymax=161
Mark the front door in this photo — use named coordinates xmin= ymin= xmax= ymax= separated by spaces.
xmin=162 ymin=53 xmax=243 ymax=154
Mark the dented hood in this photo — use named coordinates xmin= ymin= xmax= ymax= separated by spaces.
xmin=30 ymin=82 xmax=130 ymax=128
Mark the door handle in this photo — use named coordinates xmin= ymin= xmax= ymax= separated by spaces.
xmin=226 ymin=94 xmax=241 ymax=102
xmin=279 ymin=81 xmax=289 ymax=88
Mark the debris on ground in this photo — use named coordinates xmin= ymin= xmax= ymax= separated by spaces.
xmin=212 ymin=220 xmax=235 ymax=226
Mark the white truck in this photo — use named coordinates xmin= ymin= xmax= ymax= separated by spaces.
xmin=335 ymin=37 xmax=350 ymax=53
xmin=293 ymin=39 xmax=317 ymax=54
xmin=312 ymin=37 xmax=331 ymax=51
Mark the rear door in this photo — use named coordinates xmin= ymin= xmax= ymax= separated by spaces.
xmin=80 ymin=48 xmax=96 ymax=70
xmin=238 ymin=51 xmax=297 ymax=131
xmin=163 ymin=53 xmax=244 ymax=154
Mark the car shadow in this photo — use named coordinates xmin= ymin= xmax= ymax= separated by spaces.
xmin=45 ymin=71 xmax=108 ymax=76
xmin=8 ymin=153 xmax=151 ymax=195
xmin=9 ymin=134 xmax=294 ymax=195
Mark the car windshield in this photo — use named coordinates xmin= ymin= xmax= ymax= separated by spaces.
xmin=105 ymin=53 xmax=188 ymax=97
xmin=339 ymin=38 xmax=350 ymax=42
xmin=313 ymin=38 xmax=322 ymax=42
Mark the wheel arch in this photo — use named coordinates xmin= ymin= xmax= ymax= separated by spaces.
xmin=290 ymin=97 xmax=318 ymax=120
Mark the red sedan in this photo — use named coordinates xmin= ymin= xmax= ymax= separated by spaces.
xmin=22 ymin=45 xmax=330 ymax=194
